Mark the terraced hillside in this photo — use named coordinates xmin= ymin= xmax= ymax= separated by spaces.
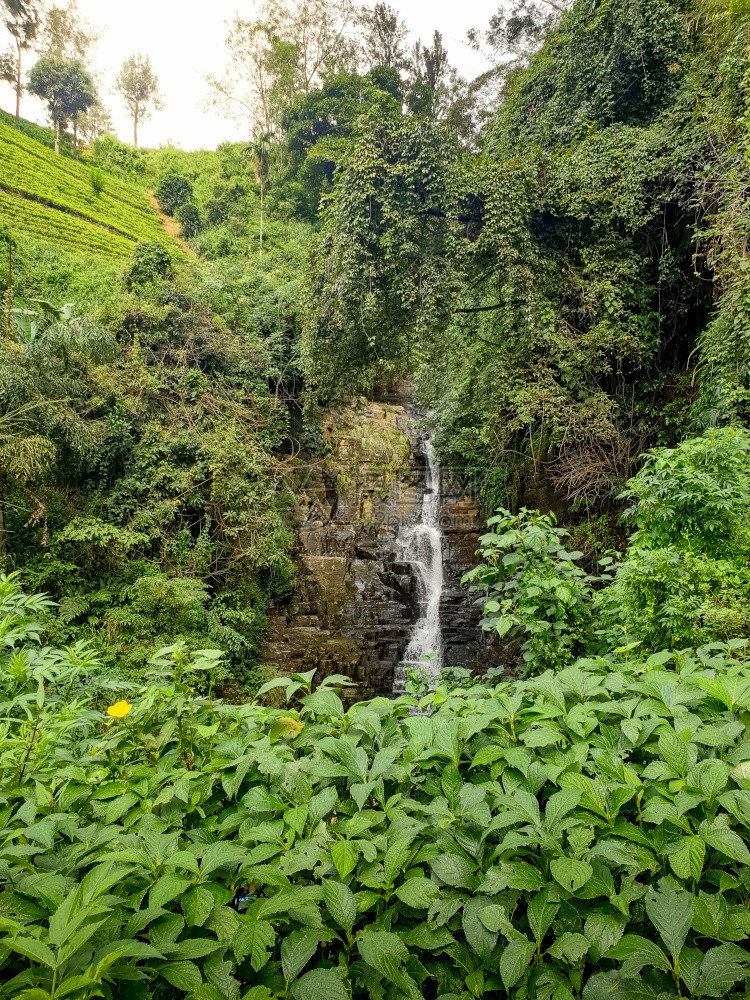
xmin=0 ymin=121 xmax=176 ymax=260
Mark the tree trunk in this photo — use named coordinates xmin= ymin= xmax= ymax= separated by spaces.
xmin=133 ymin=107 xmax=139 ymax=148
xmin=5 ymin=240 xmax=12 ymax=341
xmin=0 ymin=472 xmax=7 ymax=566
xmin=259 ymin=176 xmax=264 ymax=257
xmin=54 ymin=120 xmax=60 ymax=155
xmin=73 ymin=117 xmax=78 ymax=158
xmin=14 ymin=40 xmax=21 ymax=120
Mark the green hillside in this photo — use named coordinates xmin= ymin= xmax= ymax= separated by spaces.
xmin=0 ymin=120 xmax=175 ymax=259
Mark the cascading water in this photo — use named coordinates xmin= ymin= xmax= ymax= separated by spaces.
xmin=393 ymin=438 xmax=444 ymax=695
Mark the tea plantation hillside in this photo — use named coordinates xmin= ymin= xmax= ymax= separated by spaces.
xmin=0 ymin=121 xmax=176 ymax=260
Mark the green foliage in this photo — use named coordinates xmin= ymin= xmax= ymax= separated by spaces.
xmin=0 ymin=106 xmax=73 ymax=155
xmin=176 ymin=202 xmax=202 ymax=239
xmin=127 ymin=241 xmax=174 ymax=285
xmin=464 ymin=507 xmax=593 ymax=674
xmin=304 ymin=108 xmax=465 ymax=395
xmin=88 ymin=167 xmax=105 ymax=196
xmin=157 ymin=175 xmax=193 ymax=217
xmin=0 ymin=121 xmax=177 ymax=259
xmin=603 ymin=429 xmax=750 ymax=649
xmin=2 ymin=577 xmax=750 ymax=998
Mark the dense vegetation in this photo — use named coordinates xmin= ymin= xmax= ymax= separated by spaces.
xmin=1 ymin=575 xmax=750 ymax=1000
xmin=3 ymin=0 xmax=750 ymax=995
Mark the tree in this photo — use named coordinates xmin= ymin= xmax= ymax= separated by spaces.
xmin=28 ymin=57 xmax=96 ymax=154
xmin=359 ymin=3 xmax=408 ymax=70
xmin=243 ymin=133 xmax=272 ymax=255
xmin=1 ymin=0 xmax=42 ymax=119
xmin=209 ymin=0 xmax=358 ymax=137
xmin=407 ymin=31 xmax=462 ymax=119
xmin=76 ymin=100 xmax=113 ymax=143
xmin=115 ymin=53 xmax=164 ymax=148
xmin=38 ymin=1 xmax=100 ymax=63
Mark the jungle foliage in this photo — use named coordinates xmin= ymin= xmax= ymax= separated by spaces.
xmin=2 ymin=573 xmax=750 ymax=1000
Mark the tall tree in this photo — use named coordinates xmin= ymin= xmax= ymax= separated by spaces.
xmin=28 ymin=57 xmax=96 ymax=154
xmin=39 ymin=1 xmax=101 ymax=63
xmin=359 ymin=3 xmax=408 ymax=70
xmin=407 ymin=31 xmax=462 ymax=119
xmin=209 ymin=0 xmax=358 ymax=136
xmin=1 ymin=0 xmax=42 ymax=119
xmin=115 ymin=53 xmax=164 ymax=148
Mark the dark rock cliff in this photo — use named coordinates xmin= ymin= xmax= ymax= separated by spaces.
xmin=264 ymin=398 xmax=485 ymax=698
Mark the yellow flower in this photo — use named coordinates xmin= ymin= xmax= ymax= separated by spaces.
xmin=107 ymin=700 xmax=133 ymax=719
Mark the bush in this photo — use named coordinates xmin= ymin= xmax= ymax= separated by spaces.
xmin=605 ymin=428 xmax=750 ymax=648
xmin=89 ymin=167 xmax=106 ymax=196
xmin=176 ymin=201 xmax=203 ymax=238
xmin=463 ymin=507 xmax=594 ymax=673
xmin=2 ymin=576 xmax=750 ymax=999
xmin=157 ymin=173 xmax=193 ymax=216
xmin=127 ymin=239 xmax=173 ymax=285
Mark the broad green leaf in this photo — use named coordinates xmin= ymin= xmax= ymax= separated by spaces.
xmin=394 ymin=877 xmax=439 ymax=909
xmin=499 ymin=938 xmax=535 ymax=989
xmin=331 ymin=840 xmax=358 ymax=879
xmin=430 ymin=853 xmax=477 ymax=888
xmin=527 ymin=890 xmax=559 ymax=947
xmin=645 ymin=890 xmax=694 ymax=961
xmin=550 ymin=858 xmax=593 ymax=893
xmin=323 ymin=879 xmax=357 ymax=932
xmin=281 ymin=928 xmax=320 ymax=982
xmin=292 ymin=969 xmax=349 ymax=1000
xmin=607 ymin=934 xmax=671 ymax=974
xmin=698 ymin=943 xmax=750 ymax=998
xmin=233 ymin=919 xmax=275 ymax=972
xmin=463 ymin=897 xmax=499 ymax=959
xmin=160 ymin=961 xmax=203 ymax=992
xmin=669 ymin=837 xmax=705 ymax=882
xmin=200 ymin=842 xmax=247 ymax=877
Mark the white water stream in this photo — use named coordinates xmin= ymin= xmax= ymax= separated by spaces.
xmin=393 ymin=439 xmax=444 ymax=695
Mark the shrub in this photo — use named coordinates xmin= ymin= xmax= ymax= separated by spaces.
xmin=463 ymin=507 xmax=594 ymax=673
xmin=89 ymin=166 xmax=106 ymax=196
xmin=127 ymin=240 xmax=173 ymax=285
xmin=176 ymin=201 xmax=203 ymax=238
xmin=604 ymin=429 xmax=750 ymax=648
xmin=1 ymin=578 xmax=750 ymax=999
xmin=157 ymin=173 xmax=193 ymax=216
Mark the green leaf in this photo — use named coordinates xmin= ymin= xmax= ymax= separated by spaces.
xmin=394 ymin=878 xmax=439 ymax=909
xmin=701 ymin=824 xmax=750 ymax=864
xmin=323 ymin=880 xmax=357 ymax=932
xmin=8 ymin=936 xmax=57 ymax=968
xmin=645 ymin=890 xmax=694 ymax=962
xmin=669 ymin=837 xmax=705 ymax=882
xmin=430 ymin=853 xmax=477 ymax=888
xmin=160 ymin=961 xmax=203 ymax=992
xmin=150 ymin=873 xmax=192 ymax=909
xmin=607 ymin=934 xmax=671 ymax=974
xmin=292 ymin=968 xmax=348 ymax=1000
xmin=463 ymin=897 xmax=499 ymax=959
xmin=550 ymin=858 xmax=593 ymax=893
xmin=549 ymin=932 xmax=590 ymax=964
xmin=358 ymin=930 xmax=409 ymax=971
xmin=527 ymin=890 xmax=559 ymax=947
xmin=583 ymin=912 xmax=626 ymax=961
xmin=698 ymin=943 xmax=750 ymax=997
xmin=499 ymin=939 xmax=536 ymax=989
xmin=182 ymin=886 xmax=215 ymax=928
xmin=233 ymin=919 xmax=275 ymax=972
xmin=200 ymin=842 xmax=247 ymax=877
xmin=281 ymin=928 xmax=320 ymax=982
xmin=331 ymin=840 xmax=358 ymax=879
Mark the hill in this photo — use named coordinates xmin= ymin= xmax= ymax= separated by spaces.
xmin=0 ymin=120 xmax=177 ymax=260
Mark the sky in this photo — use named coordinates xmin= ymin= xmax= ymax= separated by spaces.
xmin=1 ymin=0 xmax=500 ymax=150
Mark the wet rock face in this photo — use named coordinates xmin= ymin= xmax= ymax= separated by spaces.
xmin=264 ymin=398 xmax=485 ymax=698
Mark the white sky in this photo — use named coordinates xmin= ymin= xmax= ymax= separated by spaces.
xmin=1 ymin=0 xmax=499 ymax=150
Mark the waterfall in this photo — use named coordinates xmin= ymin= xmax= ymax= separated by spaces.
xmin=393 ymin=438 xmax=444 ymax=695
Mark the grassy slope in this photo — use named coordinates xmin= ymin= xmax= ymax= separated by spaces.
xmin=0 ymin=121 xmax=179 ymax=260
